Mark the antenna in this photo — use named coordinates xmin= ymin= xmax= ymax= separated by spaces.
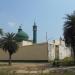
xmin=46 ymin=32 xmax=48 ymax=42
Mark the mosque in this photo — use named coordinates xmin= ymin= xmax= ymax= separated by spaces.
xmin=0 ymin=22 xmax=72 ymax=62
xmin=15 ymin=22 xmax=37 ymax=46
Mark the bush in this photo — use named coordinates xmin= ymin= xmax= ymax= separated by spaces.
xmin=52 ymin=59 xmax=60 ymax=67
xmin=60 ymin=57 xmax=74 ymax=66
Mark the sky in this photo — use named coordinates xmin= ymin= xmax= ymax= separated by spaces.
xmin=0 ymin=0 xmax=75 ymax=42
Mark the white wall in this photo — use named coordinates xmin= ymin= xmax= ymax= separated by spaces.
xmin=48 ymin=40 xmax=71 ymax=61
xmin=22 ymin=41 xmax=33 ymax=46
xmin=59 ymin=46 xmax=71 ymax=59
xmin=48 ymin=44 xmax=55 ymax=61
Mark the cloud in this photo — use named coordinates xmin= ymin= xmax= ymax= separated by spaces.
xmin=8 ymin=22 xmax=18 ymax=27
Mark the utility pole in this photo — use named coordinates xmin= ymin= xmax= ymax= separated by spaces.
xmin=46 ymin=32 xmax=48 ymax=42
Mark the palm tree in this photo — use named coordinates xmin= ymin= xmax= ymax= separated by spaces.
xmin=0 ymin=28 xmax=3 ymax=47
xmin=0 ymin=28 xmax=3 ymax=36
xmin=1 ymin=32 xmax=18 ymax=65
xmin=63 ymin=11 xmax=75 ymax=62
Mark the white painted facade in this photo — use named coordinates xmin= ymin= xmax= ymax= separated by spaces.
xmin=19 ymin=40 xmax=33 ymax=46
xmin=48 ymin=39 xmax=71 ymax=61
xmin=22 ymin=41 xmax=33 ymax=46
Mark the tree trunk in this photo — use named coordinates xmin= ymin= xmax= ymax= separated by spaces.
xmin=9 ymin=53 xmax=12 ymax=66
xmin=73 ymin=48 xmax=75 ymax=64
xmin=74 ymin=53 xmax=75 ymax=64
xmin=72 ymin=46 xmax=75 ymax=64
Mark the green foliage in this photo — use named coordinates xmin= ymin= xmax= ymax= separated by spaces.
xmin=60 ymin=57 xmax=74 ymax=66
xmin=52 ymin=57 xmax=75 ymax=66
xmin=52 ymin=59 xmax=60 ymax=67
xmin=63 ymin=11 xmax=75 ymax=60
xmin=0 ymin=28 xmax=3 ymax=36
xmin=2 ymin=33 xmax=18 ymax=54
xmin=1 ymin=32 xmax=19 ymax=65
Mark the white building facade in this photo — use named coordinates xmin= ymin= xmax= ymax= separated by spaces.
xmin=48 ymin=39 xmax=71 ymax=61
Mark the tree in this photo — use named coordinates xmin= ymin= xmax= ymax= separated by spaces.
xmin=64 ymin=11 xmax=75 ymax=62
xmin=0 ymin=28 xmax=3 ymax=47
xmin=0 ymin=28 xmax=3 ymax=36
xmin=1 ymin=32 xmax=18 ymax=65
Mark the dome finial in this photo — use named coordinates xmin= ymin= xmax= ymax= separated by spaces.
xmin=19 ymin=24 xmax=22 ymax=29
xmin=19 ymin=26 xmax=21 ymax=29
xmin=18 ymin=25 xmax=22 ymax=32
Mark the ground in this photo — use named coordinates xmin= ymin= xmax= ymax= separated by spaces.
xmin=0 ymin=62 xmax=75 ymax=75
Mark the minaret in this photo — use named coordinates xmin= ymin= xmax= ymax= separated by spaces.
xmin=33 ymin=21 xmax=37 ymax=44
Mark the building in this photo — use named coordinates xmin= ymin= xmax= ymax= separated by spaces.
xmin=0 ymin=23 xmax=72 ymax=62
xmin=48 ymin=39 xmax=71 ymax=61
xmin=0 ymin=39 xmax=72 ymax=62
xmin=0 ymin=22 xmax=48 ymax=62
xmin=15 ymin=22 xmax=37 ymax=46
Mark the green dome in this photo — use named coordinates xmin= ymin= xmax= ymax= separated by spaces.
xmin=15 ymin=26 xmax=29 ymax=42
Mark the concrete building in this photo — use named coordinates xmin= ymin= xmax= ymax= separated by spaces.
xmin=48 ymin=39 xmax=71 ymax=61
